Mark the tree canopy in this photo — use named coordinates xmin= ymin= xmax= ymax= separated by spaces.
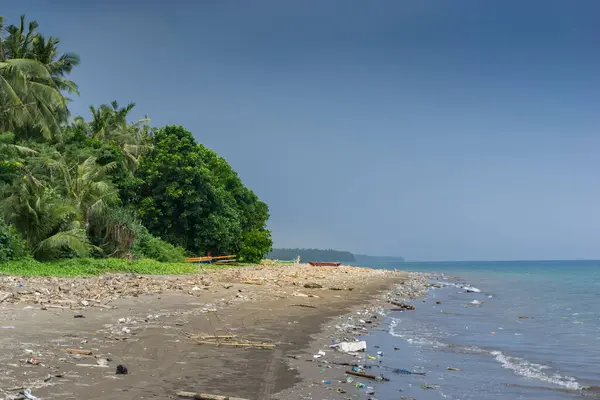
xmin=0 ymin=14 xmax=272 ymax=264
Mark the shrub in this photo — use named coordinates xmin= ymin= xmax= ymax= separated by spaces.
xmin=132 ymin=229 xmax=187 ymax=262
xmin=0 ymin=217 xmax=30 ymax=262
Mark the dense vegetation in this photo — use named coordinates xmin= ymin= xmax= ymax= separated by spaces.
xmin=0 ymin=15 xmax=272 ymax=266
xmin=268 ymin=248 xmax=356 ymax=262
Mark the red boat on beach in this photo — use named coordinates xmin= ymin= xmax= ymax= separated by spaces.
xmin=308 ymin=262 xmax=341 ymax=267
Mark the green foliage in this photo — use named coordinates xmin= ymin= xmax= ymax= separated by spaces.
xmin=239 ymin=229 xmax=272 ymax=263
xmin=132 ymin=229 xmax=186 ymax=262
xmin=0 ymin=258 xmax=234 ymax=277
xmin=0 ymin=216 xmax=29 ymax=261
xmin=0 ymin=15 xmax=272 ymax=266
xmin=132 ymin=125 xmax=243 ymax=255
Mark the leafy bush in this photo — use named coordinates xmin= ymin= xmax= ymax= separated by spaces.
xmin=0 ymin=217 xmax=30 ymax=262
xmin=0 ymin=258 xmax=206 ymax=277
xmin=132 ymin=229 xmax=187 ymax=262
xmin=239 ymin=229 xmax=272 ymax=264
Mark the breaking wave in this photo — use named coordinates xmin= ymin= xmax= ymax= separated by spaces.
xmin=490 ymin=351 xmax=581 ymax=390
xmin=387 ymin=318 xmax=581 ymax=391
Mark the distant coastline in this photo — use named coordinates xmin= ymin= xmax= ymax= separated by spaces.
xmin=267 ymin=248 xmax=404 ymax=263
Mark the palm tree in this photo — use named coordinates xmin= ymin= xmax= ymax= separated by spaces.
xmin=0 ymin=15 xmax=78 ymax=140
xmin=0 ymin=57 xmax=68 ymax=139
xmin=76 ymin=101 xmax=151 ymax=172
xmin=47 ymin=155 xmax=119 ymax=225
xmin=0 ymin=131 xmax=38 ymax=156
xmin=2 ymin=15 xmax=79 ymax=95
xmin=3 ymin=173 xmax=90 ymax=259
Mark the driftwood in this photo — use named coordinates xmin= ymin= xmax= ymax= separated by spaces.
xmin=185 ymin=332 xmax=274 ymax=349
xmin=241 ymin=281 xmax=263 ymax=285
xmin=67 ymin=348 xmax=93 ymax=355
xmin=177 ymin=391 xmax=249 ymax=400
xmin=290 ymin=304 xmax=316 ymax=309
xmin=0 ymin=292 xmax=13 ymax=303
xmin=345 ymin=370 xmax=378 ymax=380
xmin=193 ymin=340 xmax=275 ymax=348
xmin=75 ymin=363 xmax=109 ymax=368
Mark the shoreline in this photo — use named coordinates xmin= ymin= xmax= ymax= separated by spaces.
xmin=273 ymin=272 xmax=429 ymax=399
xmin=0 ymin=263 xmax=427 ymax=400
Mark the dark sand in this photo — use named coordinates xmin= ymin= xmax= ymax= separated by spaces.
xmin=0 ymin=265 xmax=418 ymax=399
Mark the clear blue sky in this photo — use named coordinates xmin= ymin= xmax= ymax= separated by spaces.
xmin=5 ymin=1 xmax=600 ymax=261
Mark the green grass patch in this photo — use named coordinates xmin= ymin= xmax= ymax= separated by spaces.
xmin=0 ymin=258 xmax=239 ymax=277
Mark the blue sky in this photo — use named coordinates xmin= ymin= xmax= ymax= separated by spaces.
xmin=4 ymin=1 xmax=600 ymax=260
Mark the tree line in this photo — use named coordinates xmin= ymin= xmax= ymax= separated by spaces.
xmin=0 ymin=15 xmax=272 ymax=263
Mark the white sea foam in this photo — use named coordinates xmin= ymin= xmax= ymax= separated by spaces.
xmin=388 ymin=318 xmax=446 ymax=348
xmin=490 ymin=350 xmax=580 ymax=390
xmin=387 ymin=319 xmax=581 ymax=391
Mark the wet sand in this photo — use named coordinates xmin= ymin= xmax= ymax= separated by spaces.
xmin=0 ymin=264 xmax=424 ymax=399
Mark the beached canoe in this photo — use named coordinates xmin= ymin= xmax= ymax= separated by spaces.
xmin=308 ymin=262 xmax=341 ymax=267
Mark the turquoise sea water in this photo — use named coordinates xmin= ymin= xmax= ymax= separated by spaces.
xmin=357 ymin=260 xmax=600 ymax=399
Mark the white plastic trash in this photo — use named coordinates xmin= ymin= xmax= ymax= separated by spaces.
xmin=331 ymin=340 xmax=367 ymax=353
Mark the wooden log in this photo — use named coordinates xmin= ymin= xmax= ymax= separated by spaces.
xmin=0 ymin=292 xmax=12 ymax=303
xmin=193 ymin=340 xmax=274 ymax=348
xmin=290 ymin=304 xmax=317 ymax=308
xmin=176 ymin=391 xmax=249 ymax=400
xmin=345 ymin=370 xmax=378 ymax=380
xmin=67 ymin=348 xmax=93 ymax=355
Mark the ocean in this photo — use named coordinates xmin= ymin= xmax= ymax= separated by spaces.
xmin=358 ymin=260 xmax=600 ymax=399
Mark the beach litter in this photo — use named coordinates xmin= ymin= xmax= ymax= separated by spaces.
xmin=303 ymin=282 xmax=323 ymax=289
xmin=463 ymin=286 xmax=481 ymax=293
xmin=421 ymin=384 xmax=440 ymax=390
xmin=393 ymin=368 xmax=426 ymax=376
xmin=67 ymin=348 xmax=93 ymax=356
xmin=185 ymin=333 xmax=275 ymax=349
xmin=22 ymin=389 xmax=40 ymax=400
xmin=389 ymin=301 xmax=415 ymax=311
xmin=313 ymin=350 xmax=326 ymax=359
xmin=331 ymin=340 xmax=366 ymax=353
xmin=116 ymin=364 xmax=128 ymax=375
xmin=177 ymin=391 xmax=249 ymax=400
xmin=447 ymin=367 xmax=462 ymax=371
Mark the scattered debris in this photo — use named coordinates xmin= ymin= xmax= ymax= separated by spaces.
xmin=185 ymin=332 xmax=275 ymax=349
xmin=73 ymin=314 xmax=85 ymax=318
xmin=345 ymin=370 xmax=378 ymax=380
xmin=0 ymin=292 xmax=13 ymax=303
xmin=313 ymin=350 xmax=326 ymax=359
xmin=421 ymin=383 xmax=440 ymax=390
xmin=389 ymin=301 xmax=415 ymax=310
xmin=290 ymin=304 xmax=317 ymax=309
xmin=331 ymin=341 xmax=367 ymax=353
xmin=96 ymin=358 xmax=110 ymax=367
xmin=303 ymin=282 xmax=323 ymax=289
xmin=22 ymin=389 xmax=40 ymax=400
xmin=447 ymin=367 xmax=462 ymax=371
xmin=393 ymin=368 xmax=426 ymax=376
xmin=176 ymin=391 xmax=249 ymax=400
xmin=116 ymin=364 xmax=128 ymax=375
xmin=67 ymin=348 xmax=93 ymax=356
xmin=518 ymin=316 xmax=529 ymax=319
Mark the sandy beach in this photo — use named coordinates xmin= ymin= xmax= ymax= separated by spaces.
xmin=0 ymin=264 xmax=427 ymax=400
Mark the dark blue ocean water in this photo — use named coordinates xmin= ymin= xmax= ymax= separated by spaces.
xmin=357 ymin=260 xmax=600 ymax=399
